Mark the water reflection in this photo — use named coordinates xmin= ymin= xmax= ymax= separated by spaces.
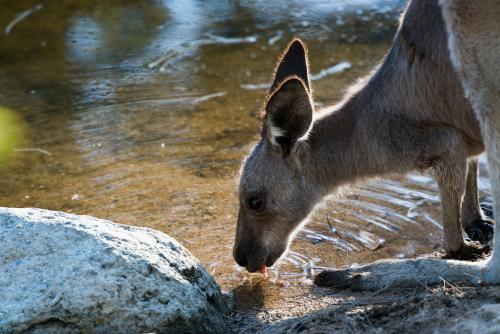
xmin=1 ymin=0 xmax=486 ymax=311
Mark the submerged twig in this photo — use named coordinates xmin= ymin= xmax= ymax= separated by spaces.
xmin=268 ymin=31 xmax=283 ymax=45
xmin=190 ymin=92 xmax=226 ymax=104
xmin=4 ymin=4 xmax=43 ymax=35
xmin=241 ymin=61 xmax=352 ymax=90
xmin=147 ymin=50 xmax=178 ymax=69
xmin=309 ymin=61 xmax=352 ymax=81
xmin=148 ymin=34 xmax=258 ymax=71
xmin=15 ymin=148 xmax=52 ymax=156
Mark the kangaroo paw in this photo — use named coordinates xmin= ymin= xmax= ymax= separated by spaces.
xmin=314 ymin=269 xmax=363 ymax=289
xmin=443 ymin=240 xmax=490 ymax=260
xmin=465 ymin=218 xmax=495 ymax=245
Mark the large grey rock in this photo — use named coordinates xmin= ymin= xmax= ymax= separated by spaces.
xmin=0 ymin=208 xmax=227 ymax=333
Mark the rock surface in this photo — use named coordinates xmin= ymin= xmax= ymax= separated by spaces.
xmin=0 ymin=207 xmax=227 ymax=334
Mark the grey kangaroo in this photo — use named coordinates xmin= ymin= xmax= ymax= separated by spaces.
xmin=233 ymin=0 xmax=495 ymax=276
xmin=315 ymin=0 xmax=500 ymax=290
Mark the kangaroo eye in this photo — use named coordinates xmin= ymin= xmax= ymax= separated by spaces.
xmin=248 ymin=196 xmax=265 ymax=212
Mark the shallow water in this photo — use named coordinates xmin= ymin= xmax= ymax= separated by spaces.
xmin=0 ymin=0 xmax=491 ymax=309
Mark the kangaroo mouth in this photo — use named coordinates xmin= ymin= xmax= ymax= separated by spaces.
xmin=245 ymin=257 xmax=266 ymax=273
xmin=245 ymin=253 xmax=281 ymax=273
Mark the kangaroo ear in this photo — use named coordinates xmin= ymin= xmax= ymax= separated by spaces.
xmin=270 ymin=38 xmax=310 ymax=93
xmin=263 ymin=77 xmax=313 ymax=155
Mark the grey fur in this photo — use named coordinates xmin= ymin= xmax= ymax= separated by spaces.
xmin=234 ymin=0 xmax=492 ymax=273
xmin=314 ymin=0 xmax=500 ymax=290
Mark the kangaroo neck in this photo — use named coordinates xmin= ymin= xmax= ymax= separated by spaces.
xmin=303 ymin=95 xmax=385 ymax=195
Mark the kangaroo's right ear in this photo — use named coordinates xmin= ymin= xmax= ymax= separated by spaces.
xmin=270 ymin=38 xmax=310 ymax=93
xmin=263 ymin=77 xmax=313 ymax=155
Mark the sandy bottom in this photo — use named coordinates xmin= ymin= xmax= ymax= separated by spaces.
xmin=229 ymin=279 xmax=500 ymax=333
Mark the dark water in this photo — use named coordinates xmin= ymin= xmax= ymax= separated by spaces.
xmin=0 ymin=0 xmax=491 ymax=308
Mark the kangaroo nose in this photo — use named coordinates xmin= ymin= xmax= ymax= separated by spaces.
xmin=233 ymin=246 xmax=248 ymax=267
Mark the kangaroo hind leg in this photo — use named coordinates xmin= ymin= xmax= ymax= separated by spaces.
xmin=461 ymin=158 xmax=494 ymax=246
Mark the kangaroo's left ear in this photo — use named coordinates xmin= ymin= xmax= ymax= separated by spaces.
xmin=263 ymin=77 xmax=313 ymax=155
xmin=270 ymin=38 xmax=311 ymax=93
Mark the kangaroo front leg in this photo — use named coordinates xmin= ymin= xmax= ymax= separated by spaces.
xmin=432 ymin=131 xmax=484 ymax=259
xmin=461 ymin=158 xmax=494 ymax=245
xmin=434 ymin=148 xmax=467 ymax=253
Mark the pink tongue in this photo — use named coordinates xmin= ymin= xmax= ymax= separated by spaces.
xmin=259 ymin=265 xmax=267 ymax=274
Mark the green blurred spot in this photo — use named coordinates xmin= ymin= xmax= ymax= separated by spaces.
xmin=0 ymin=106 xmax=25 ymax=164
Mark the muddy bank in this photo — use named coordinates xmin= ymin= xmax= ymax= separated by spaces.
xmin=230 ymin=280 xmax=500 ymax=333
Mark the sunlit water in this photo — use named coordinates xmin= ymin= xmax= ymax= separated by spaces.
xmin=0 ymin=0 xmax=491 ymax=311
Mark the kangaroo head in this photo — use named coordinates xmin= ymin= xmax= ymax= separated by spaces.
xmin=233 ymin=39 xmax=320 ymax=272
